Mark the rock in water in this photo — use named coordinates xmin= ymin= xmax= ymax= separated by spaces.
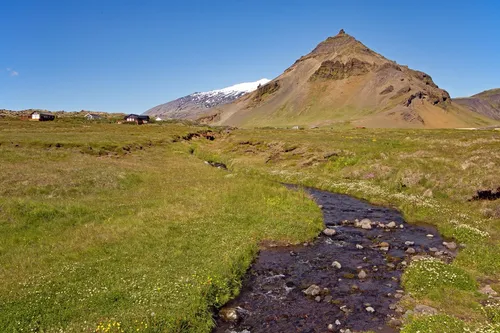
xmin=358 ymin=270 xmax=367 ymax=279
xmin=219 ymin=307 xmax=239 ymax=322
xmin=323 ymin=228 xmax=337 ymax=236
xmin=303 ymin=284 xmax=322 ymax=296
xmin=332 ymin=261 xmax=342 ymax=269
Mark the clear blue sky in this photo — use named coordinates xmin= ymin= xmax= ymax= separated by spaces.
xmin=1 ymin=0 xmax=499 ymax=113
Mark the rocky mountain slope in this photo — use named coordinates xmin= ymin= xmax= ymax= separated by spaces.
xmin=203 ymin=30 xmax=495 ymax=128
xmin=144 ymin=79 xmax=270 ymax=119
xmin=454 ymin=89 xmax=500 ymax=120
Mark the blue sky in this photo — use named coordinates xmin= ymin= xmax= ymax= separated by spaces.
xmin=1 ymin=0 xmax=499 ymax=113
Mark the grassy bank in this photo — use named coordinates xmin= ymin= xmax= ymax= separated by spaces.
xmin=0 ymin=121 xmax=323 ymax=332
xmin=197 ymin=127 xmax=500 ymax=332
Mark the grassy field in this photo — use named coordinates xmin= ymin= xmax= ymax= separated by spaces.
xmin=197 ymin=127 xmax=500 ymax=332
xmin=1 ymin=120 xmax=499 ymax=332
xmin=0 ymin=120 xmax=322 ymax=332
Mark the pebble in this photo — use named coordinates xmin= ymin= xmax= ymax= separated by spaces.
xmin=323 ymin=228 xmax=337 ymax=236
xmin=315 ymin=296 xmax=322 ymax=302
xmin=358 ymin=218 xmax=373 ymax=229
xmin=219 ymin=307 xmax=239 ymax=322
xmin=303 ymin=284 xmax=321 ymax=296
xmin=414 ymin=304 xmax=438 ymax=316
xmin=358 ymin=270 xmax=367 ymax=279
xmin=332 ymin=261 xmax=342 ymax=269
xmin=328 ymin=324 xmax=334 ymax=331
xmin=406 ymin=247 xmax=416 ymax=254
xmin=366 ymin=306 xmax=375 ymax=313
xmin=324 ymin=295 xmax=333 ymax=303
xmin=427 ymin=234 xmax=434 ymax=239
xmin=443 ymin=242 xmax=457 ymax=250
xmin=480 ymin=285 xmax=499 ymax=297
xmin=335 ymin=320 xmax=341 ymax=325
xmin=405 ymin=241 xmax=415 ymax=246
xmin=429 ymin=247 xmax=438 ymax=252
xmin=387 ymin=221 xmax=397 ymax=228
xmin=356 ymin=244 xmax=364 ymax=249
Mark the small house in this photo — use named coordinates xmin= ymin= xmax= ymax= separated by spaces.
xmin=124 ymin=114 xmax=150 ymax=125
xmin=85 ymin=113 xmax=102 ymax=120
xmin=30 ymin=111 xmax=55 ymax=121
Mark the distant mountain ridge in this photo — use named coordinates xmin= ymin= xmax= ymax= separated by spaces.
xmin=200 ymin=30 xmax=497 ymax=128
xmin=454 ymin=89 xmax=500 ymax=120
xmin=144 ymin=79 xmax=270 ymax=119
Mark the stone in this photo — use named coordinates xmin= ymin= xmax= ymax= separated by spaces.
xmin=303 ymin=284 xmax=322 ymax=296
xmin=315 ymin=296 xmax=322 ymax=302
xmin=414 ymin=304 xmax=438 ymax=316
xmin=356 ymin=244 xmax=364 ymax=249
xmin=405 ymin=241 xmax=415 ymax=246
xmin=379 ymin=242 xmax=390 ymax=248
xmin=358 ymin=270 xmax=367 ymax=279
xmin=427 ymin=234 xmax=434 ymax=239
xmin=219 ymin=307 xmax=239 ymax=322
xmin=332 ymin=261 xmax=342 ymax=269
xmin=389 ymin=304 xmax=397 ymax=310
xmin=328 ymin=324 xmax=335 ymax=331
xmin=324 ymin=295 xmax=333 ymax=303
xmin=429 ymin=247 xmax=438 ymax=252
xmin=387 ymin=221 xmax=397 ymax=228
xmin=388 ymin=318 xmax=403 ymax=327
xmin=366 ymin=306 xmax=375 ymax=313
xmin=335 ymin=320 xmax=341 ymax=325
xmin=323 ymin=228 xmax=337 ymax=236
xmin=357 ymin=218 xmax=372 ymax=229
xmin=406 ymin=247 xmax=416 ymax=254
xmin=480 ymin=285 xmax=498 ymax=297
xmin=443 ymin=242 xmax=457 ymax=250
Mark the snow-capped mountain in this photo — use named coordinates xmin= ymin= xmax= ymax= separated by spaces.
xmin=144 ymin=79 xmax=270 ymax=120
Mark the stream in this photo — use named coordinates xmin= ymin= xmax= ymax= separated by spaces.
xmin=213 ymin=186 xmax=456 ymax=333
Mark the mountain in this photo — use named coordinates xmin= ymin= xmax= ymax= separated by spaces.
xmin=202 ymin=30 xmax=496 ymax=128
xmin=454 ymin=89 xmax=500 ymax=120
xmin=144 ymin=79 xmax=270 ymax=119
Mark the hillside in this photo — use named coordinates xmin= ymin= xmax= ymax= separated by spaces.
xmin=454 ymin=89 xmax=500 ymax=120
xmin=144 ymin=79 xmax=270 ymax=119
xmin=204 ymin=30 xmax=495 ymax=128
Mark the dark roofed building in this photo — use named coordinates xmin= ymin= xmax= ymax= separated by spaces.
xmin=30 ymin=111 xmax=55 ymax=121
xmin=124 ymin=114 xmax=150 ymax=124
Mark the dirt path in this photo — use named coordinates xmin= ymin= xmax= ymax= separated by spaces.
xmin=214 ymin=187 xmax=456 ymax=333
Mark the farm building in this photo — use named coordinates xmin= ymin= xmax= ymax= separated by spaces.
xmin=30 ymin=112 xmax=55 ymax=121
xmin=85 ymin=113 xmax=102 ymax=120
xmin=124 ymin=114 xmax=150 ymax=124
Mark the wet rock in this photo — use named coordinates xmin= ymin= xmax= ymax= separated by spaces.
xmin=335 ymin=319 xmax=341 ymax=325
xmin=379 ymin=242 xmax=390 ymax=248
xmin=323 ymin=228 xmax=337 ymax=236
xmin=356 ymin=244 xmax=364 ymax=249
xmin=387 ymin=221 xmax=397 ymax=228
xmin=358 ymin=270 xmax=367 ymax=279
xmin=429 ymin=247 xmax=438 ymax=252
xmin=366 ymin=306 xmax=375 ymax=313
xmin=324 ymin=295 xmax=333 ymax=303
xmin=480 ymin=285 xmax=499 ymax=297
xmin=315 ymin=296 xmax=322 ymax=302
xmin=332 ymin=261 xmax=342 ymax=269
xmin=388 ymin=317 xmax=403 ymax=327
xmin=356 ymin=218 xmax=373 ymax=229
xmin=405 ymin=241 xmax=415 ymax=246
xmin=303 ymin=284 xmax=322 ymax=297
xmin=443 ymin=242 xmax=457 ymax=250
xmin=427 ymin=234 xmax=434 ymax=239
xmin=328 ymin=323 xmax=335 ymax=331
xmin=219 ymin=307 xmax=239 ymax=322
xmin=414 ymin=304 xmax=438 ymax=316
xmin=406 ymin=247 xmax=416 ymax=254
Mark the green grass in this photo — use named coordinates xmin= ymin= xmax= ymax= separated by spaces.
xmin=198 ymin=127 xmax=500 ymax=330
xmin=0 ymin=120 xmax=323 ymax=332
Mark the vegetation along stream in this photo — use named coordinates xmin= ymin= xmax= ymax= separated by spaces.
xmin=214 ymin=186 xmax=458 ymax=333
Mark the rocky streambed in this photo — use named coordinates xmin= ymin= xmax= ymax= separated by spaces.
xmin=214 ymin=187 xmax=457 ymax=333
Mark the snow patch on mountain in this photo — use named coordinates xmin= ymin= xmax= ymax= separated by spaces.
xmin=144 ymin=79 xmax=270 ymax=119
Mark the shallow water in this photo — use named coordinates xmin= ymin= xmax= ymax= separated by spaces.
xmin=214 ymin=186 xmax=455 ymax=333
